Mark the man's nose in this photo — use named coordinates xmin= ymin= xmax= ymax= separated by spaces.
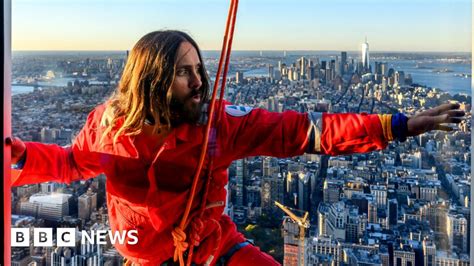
xmin=190 ymin=71 xmax=202 ymax=89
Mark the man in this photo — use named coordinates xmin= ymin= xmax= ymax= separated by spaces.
xmin=9 ymin=30 xmax=465 ymax=265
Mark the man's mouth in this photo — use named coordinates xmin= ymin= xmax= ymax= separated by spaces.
xmin=190 ymin=93 xmax=201 ymax=103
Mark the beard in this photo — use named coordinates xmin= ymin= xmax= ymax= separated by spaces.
xmin=169 ymin=89 xmax=203 ymax=127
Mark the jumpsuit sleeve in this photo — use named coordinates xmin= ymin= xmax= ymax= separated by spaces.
xmin=312 ymin=112 xmax=392 ymax=156
xmin=11 ymin=107 xmax=104 ymax=186
xmin=218 ymin=104 xmax=393 ymax=160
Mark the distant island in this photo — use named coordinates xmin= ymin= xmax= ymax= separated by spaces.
xmin=432 ymin=68 xmax=453 ymax=73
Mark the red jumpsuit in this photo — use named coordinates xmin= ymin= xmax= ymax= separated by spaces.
xmin=12 ymin=103 xmax=392 ymax=265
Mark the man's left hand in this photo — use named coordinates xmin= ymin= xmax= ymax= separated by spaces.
xmin=407 ymin=103 xmax=466 ymax=137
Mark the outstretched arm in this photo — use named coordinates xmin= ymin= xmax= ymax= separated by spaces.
xmin=307 ymin=102 xmax=465 ymax=155
xmin=220 ymin=102 xmax=465 ymax=160
xmin=9 ymin=107 xmax=104 ymax=186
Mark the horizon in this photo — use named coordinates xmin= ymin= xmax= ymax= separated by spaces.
xmin=11 ymin=50 xmax=472 ymax=54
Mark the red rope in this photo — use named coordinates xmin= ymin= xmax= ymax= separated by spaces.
xmin=216 ymin=0 xmax=239 ymax=123
xmin=172 ymin=1 xmax=239 ymax=265
xmin=185 ymin=1 xmax=240 ymax=265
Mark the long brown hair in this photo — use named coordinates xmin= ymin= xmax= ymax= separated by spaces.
xmin=101 ymin=30 xmax=210 ymax=144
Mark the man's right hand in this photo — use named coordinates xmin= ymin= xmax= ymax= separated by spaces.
xmin=7 ymin=137 xmax=26 ymax=164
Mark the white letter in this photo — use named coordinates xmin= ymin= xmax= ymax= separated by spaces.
xmin=34 ymin=228 xmax=53 ymax=247
xmin=127 ymin=230 xmax=139 ymax=245
xmin=81 ymin=230 xmax=95 ymax=244
xmin=108 ymin=230 xmax=127 ymax=245
xmin=96 ymin=230 xmax=108 ymax=245
xmin=11 ymin=228 xmax=30 ymax=247
xmin=57 ymin=228 xmax=76 ymax=247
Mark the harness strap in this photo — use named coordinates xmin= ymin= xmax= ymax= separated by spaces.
xmin=217 ymin=240 xmax=252 ymax=265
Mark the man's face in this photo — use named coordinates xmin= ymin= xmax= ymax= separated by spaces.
xmin=169 ymin=41 xmax=204 ymax=126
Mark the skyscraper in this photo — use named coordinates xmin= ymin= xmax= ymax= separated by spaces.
xmin=395 ymin=71 xmax=405 ymax=86
xmin=345 ymin=206 xmax=360 ymax=243
xmin=323 ymin=179 xmax=340 ymax=203
xmin=268 ymin=64 xmax=274 ymax=79
xmin=326 ymin=201 xmax=346 ymax=241
xmin=78 ymin=189 xmax=97 ymax=221
xmin=297 ymin=172 xmax=311 ymax=211
xmin=341 ymin=51 xmax=347 ymax=75
xmin=299 ymin=56 xmax=308 ymax=79
xmin=234 ymin=159 xmax=246 ymax=207
xmin=308 ymin=60 xmax=315 ymax=80
xmin=368 ymin=199 xmax=378 ymax=223
xmin=261 ymin=174 xmax=284 ymax=210
xmin=446 ymin=213 xmax=468 ymax=253
xmin=423 ymin=238 xmax=436 ymax=266
xmin=361 ymin=37 xmax=370 ymax=72
xmin=388 ymin=198 xmax=398 ymax=227
xmin=235 ymin=71 xmax=243 ymax=84
xmin=370 ymin=184 xmax=387 ymax=209
xmin=282 ymin=217 xmax=301 ymax=266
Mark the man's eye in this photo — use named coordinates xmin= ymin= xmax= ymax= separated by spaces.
xmin=177 ymin=69 xmax=188 ymax=76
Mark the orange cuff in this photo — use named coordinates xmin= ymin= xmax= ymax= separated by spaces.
xmin=377 ymin=114 xmax=393 ymax=141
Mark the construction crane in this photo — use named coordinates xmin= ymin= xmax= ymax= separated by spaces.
xmin=275 ymin=201 xmax=310 ymax=266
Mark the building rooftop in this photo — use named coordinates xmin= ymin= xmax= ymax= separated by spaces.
xmin=30 ymin=193 xmax=72 ymax=204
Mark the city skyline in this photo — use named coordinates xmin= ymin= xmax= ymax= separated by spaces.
xmin=10 ymin=48 xmax=471 ymax=265
xmin=13 ymin=0 xmax=472 ymax=52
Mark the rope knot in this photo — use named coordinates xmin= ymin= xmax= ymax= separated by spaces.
xmin=172 ymin=226 xmax=189 ymax=265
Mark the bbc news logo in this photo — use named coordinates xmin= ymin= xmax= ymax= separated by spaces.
xmin=11 ymin=228 xmax=138 ymax=247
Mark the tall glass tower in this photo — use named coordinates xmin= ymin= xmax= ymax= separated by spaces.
xmin=361 ymin=37 xmax=370 ymax=72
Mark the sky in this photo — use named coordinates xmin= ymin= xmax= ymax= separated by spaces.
xmin=12 ymin=0 xmax=472 ymax=52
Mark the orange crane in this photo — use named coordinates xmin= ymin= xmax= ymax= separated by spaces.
xmin=275 ymin=201 xmax=310 ymax=266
